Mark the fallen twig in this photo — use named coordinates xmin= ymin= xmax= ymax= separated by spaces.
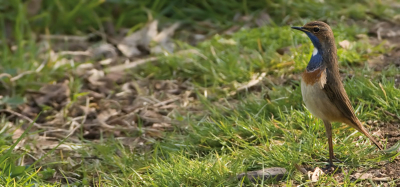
xmin=39 ymin=34 xmax=87 ymax=41
xmin=58 ymin=51 xmax=91 ymax=56
xmin=0 ymin=109 xmax=47 ymax=129
xmin=105 ymin=49 xmax=204 ymax=73
xmin=106 ymin=57 xmax=158 ymax=72
xmin=10 ymin=71 xmax=35 ymax=82
xmin=153 ymin=97 xmax=180 ymax=107
xmin=229 ymin=72 xmax=266 ymax=96
xmin=0 ymin=73 xmax=12 ymax=79
xmin=382 ymin=109 xmax=400 ymax=121
xmin=294 ymin=164 xmax=308 ymax=174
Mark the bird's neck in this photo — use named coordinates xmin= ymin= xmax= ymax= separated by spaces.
xmin=306 ymin=33 xmax=338 ymax=72
xmin=307 ymin=48 xmax=323 ymax=72
xmin=321 ymin=38 xmax=339 ymax=72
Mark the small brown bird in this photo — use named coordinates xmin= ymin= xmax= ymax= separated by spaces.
xmin=291 ymin=21 xmax=383 ymax=168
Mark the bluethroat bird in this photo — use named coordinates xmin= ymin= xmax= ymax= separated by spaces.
xmin=291 ymin=21 xmax=383 ymax=168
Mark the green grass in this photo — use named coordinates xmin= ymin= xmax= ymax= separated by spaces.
xmin=139 ymin=23 xmax=388 ymax=99
xmin=2 ymin=0 xmax=395 ymax=34
xmin=0 ymin=119 xmax=56 ymax=186
xmin=128 ymin=68 xmax=400 ymax=186
xmin=65 ymin=31 xmax=398 ymax=185
xmin=1 ymin=0 xmax=400 ymax=186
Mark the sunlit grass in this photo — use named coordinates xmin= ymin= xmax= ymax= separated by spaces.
xmin=139 ymin=23 xmax=389 ymax=99
xmin=137 ymin=66 xmax=399 ymax=186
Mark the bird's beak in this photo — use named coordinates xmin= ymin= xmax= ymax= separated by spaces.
xmin=291 ymin=26 xmax=308 ymax=32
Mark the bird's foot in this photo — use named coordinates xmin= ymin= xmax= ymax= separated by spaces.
xmin=322 ymin=164 xmax=336 ymax=173
xmin=322 ymin=163 xmax=341 ymax=173
xmin=333 ymin=156 xmax=343 ymax=163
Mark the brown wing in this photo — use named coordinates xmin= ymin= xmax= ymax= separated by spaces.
xmin=322 ymin=68 xmax=383 ymax=150
xmin=322 ymin=68 xmax=360 ymax=129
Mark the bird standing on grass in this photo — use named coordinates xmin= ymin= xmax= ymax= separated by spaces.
xmin=291 ymin=21 xmax=383 ymax=169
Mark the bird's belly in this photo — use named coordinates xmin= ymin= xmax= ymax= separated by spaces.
xmin=301 ymin=80 xmax=343 ymax=122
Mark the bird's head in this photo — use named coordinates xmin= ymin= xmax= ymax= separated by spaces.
xmin=291 ymin=21 xmax=337 ymax=71
xmin=291 ymin=21 xmax=335 ymax=54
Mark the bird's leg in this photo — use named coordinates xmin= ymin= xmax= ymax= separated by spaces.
xmin=323 ymin=120 xmax=335 ymax=169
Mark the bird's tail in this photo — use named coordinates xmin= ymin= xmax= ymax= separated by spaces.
xmin=354 ymin=120 xmax=383 ymax=150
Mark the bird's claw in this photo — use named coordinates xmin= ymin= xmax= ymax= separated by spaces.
xmin=322 ymin=163 xmax=336 ymax=173
xmin=333 ymin=156 xmax=343 ymax=163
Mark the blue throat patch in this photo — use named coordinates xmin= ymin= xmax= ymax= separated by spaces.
xmin=305 ymin=32 xmax=323 ymax=72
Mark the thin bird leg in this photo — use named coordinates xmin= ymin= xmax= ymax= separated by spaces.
xmin=323 ymin=120 xmax=335 ymax=167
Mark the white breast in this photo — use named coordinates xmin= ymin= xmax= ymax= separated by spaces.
xmin=301 ymin=80 xmax=343 ymax=122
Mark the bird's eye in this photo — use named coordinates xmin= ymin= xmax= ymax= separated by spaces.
xmin=313 ymin=27 xmax=320 ymax=32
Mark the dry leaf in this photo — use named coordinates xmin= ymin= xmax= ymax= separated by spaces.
xmin=90 ymin=43 xmax=118 ymax=60
xmin=255 ymin=10 xmax=272 ymax=27
xmin=97 ymin=108 xmax=118 ymax=122
xmin=34 ymin=81 xmax=70 ymax=108
xmin=353 ymin=172 xmax=374 ymax=180
xmin=117 ymin=20 xmax=179 ymax=57
xmin=87 ymin=69 xmax=105 ymax=85
xmin=339 ymin=40 xmax=351 ymax=49
xmin=371 ymin=22 xmax=400 ymax=40
xmin=26 ymin=0 xmax=42 ymax=16
xmin=237 ymin=167 xmax=287 ymax=182
xmin=294 ymin=164 xmax=308 ymax=174
xmin=11 ymin=128 xmax=26 ymax=149
xmin=311 ymin=167 xmax=324 ymax=182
